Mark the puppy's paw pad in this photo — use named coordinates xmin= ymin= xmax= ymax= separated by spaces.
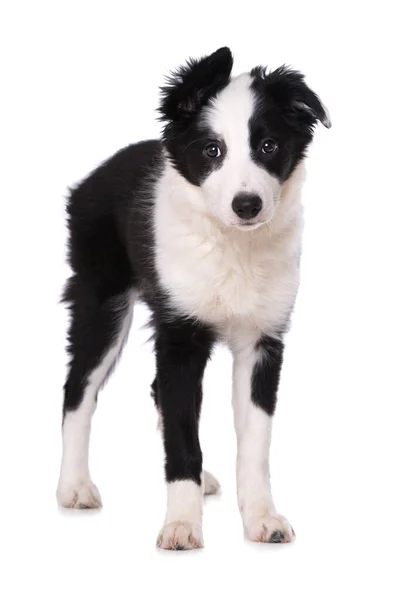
xmin=246 ymin=514 xmax=295 ymax=544
xmin=57 ymin=480 xmax=102 ymax=509
xmin=157 ymin=521 xmax=203 ymax=551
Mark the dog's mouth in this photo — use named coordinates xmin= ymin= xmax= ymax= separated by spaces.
xmin=230 ymin=204 xmax=275 ymax=231
xmin=233 ymin=220 xmax=268 ymax=231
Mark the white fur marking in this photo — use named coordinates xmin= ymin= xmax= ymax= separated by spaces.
xmin=157 ymin=481 xmax=204 ymax=550
xmin=231 ymin=332 xmax=295 ymax=543
xmin=155 ymin=159 xmax=304 ymax=332
xmin=203 ymin=74 xmax=280 ymax=227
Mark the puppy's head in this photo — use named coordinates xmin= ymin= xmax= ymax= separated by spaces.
xmin=159 ymin=47 xmax=330 ymax=230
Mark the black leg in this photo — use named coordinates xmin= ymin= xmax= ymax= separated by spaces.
xmin=152 ymin=372 xmax=202 ymax=421
xmin=251 ymin=335 xmax=284 ymax=416
xmin=155 ymin=318 xmax=215 ymax=485
xmin=62 ymin=276 xmax=133 ymax=415
xmin=155 ymin=318 xmax=215 ymax=550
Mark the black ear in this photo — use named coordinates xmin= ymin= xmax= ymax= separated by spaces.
xmin=253 ymin=65 xmax=331 ymax=129
xmin=159 ymin=47 xmax=233 ymax=123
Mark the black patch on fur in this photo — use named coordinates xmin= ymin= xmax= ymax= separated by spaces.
xmin=249 ymin=66 xmax=330 ymax=182
xmin=159 ymin=47 xmax=233 ymax=185
xmin=159 ymin=47 xmax=233 ymax=125
xmin=166 ymin=120 xmax=228 ymax=186
xmin=154 ymin=318 xmax=215 ymax=485
xmin=251 ymin=336 xmax=285 ymax=416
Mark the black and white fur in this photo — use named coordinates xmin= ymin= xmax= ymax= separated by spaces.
xmin=57 ymin=47 xmax=330 ymax=549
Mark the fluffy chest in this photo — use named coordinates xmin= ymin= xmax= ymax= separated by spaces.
xmin=155 ymin=217 xmax=300 ymax=334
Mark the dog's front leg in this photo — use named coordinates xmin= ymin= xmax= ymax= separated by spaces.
xmin=155 ymin=319 xmax=214 ymax=550
xmin=231 ymin=332 xmax=295 ymax=543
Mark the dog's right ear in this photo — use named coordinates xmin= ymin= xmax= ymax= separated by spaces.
xmin=159 ymin=47 xmax=233 ymax=123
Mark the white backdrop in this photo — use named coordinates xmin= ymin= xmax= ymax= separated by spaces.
xmin=1 ymin=1 xmax=399 ymax=598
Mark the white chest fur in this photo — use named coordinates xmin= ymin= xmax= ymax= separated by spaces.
xmin=154 ymin=164 xmax=305 ymax=337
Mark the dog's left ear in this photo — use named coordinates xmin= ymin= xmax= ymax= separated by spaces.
xmin=255 ymin=66 xmax=331 ymax=129
xmin=291 ymin=92 xmax=331 ymax=129
xmin=159 ymin=47 xmax=233 ymax=123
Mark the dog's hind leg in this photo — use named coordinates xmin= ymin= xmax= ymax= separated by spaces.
xmin=57 ymin=278 xmax=135 ymax=509
xmin=202 ymin=470 xmax=220 ymax=495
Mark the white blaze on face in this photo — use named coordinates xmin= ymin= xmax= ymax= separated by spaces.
xmin=202 ymin=74 xmax=281 ymax=228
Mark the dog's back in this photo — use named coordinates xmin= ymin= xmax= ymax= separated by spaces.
xmin=65 ymin=140 xmax=162 ymax=300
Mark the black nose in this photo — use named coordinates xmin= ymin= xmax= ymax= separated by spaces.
xmin=232 ymin=193 xmax=262 ymax=220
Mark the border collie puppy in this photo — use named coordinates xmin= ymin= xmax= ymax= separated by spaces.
xmin=57 ymin=47 xmax=330 ymax=549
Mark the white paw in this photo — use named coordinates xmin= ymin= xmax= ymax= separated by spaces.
xmin=245 ymin=513 xmax=295 ymax=544
xmin=157 ymin=521 xmax=203 ymax=551
xmin=203 ymin=470 xmax=220 ymax=495
xmin=57 ymin=479 xmax=102 ymax=509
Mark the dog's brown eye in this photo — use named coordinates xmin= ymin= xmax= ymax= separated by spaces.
xmin=204 ymin=143 xmax=221 ymax=158
xmin=261 ymin=139 xmax=278 ymax=154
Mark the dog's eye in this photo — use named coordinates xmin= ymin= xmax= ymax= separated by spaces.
xmin=261 ymin=139 xmax=278 ymax=154
xmin=204 ymin=143 xmax=222 ymax=159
